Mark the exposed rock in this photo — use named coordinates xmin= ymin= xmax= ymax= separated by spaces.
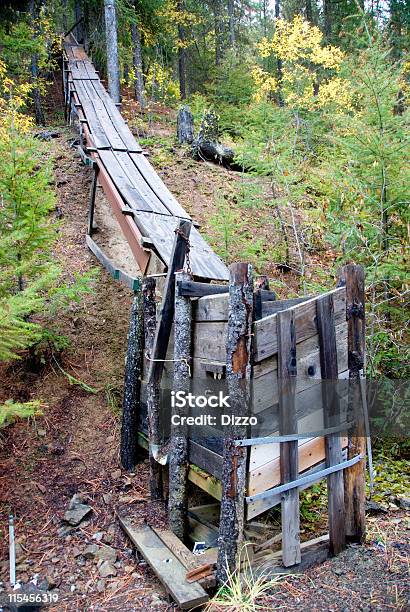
xmin=102 ymin=493 xmax=113 ymax=505
xmin=111 ymin=469 xmax=122 ymax=480
xmin=98 ymin=561 xmax=117 ymax=578
xmin=365 ymin=500 xmax=388 ymax=514
xmin=92 ymin=531 xmax=104 ymax=541
xmin=83 ymin=544 xmax=99 ymax=559
xmin=397 ymin=497 xmax=410 ymax=510
xmin=96 ymin=578 xmax=106 ymax=593
xmin=64 ymin=504 xmax=92 ymax=526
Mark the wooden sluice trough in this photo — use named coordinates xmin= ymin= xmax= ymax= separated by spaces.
xmin=62 ymin=34 xmax=367 ymax=609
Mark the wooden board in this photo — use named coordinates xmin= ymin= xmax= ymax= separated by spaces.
xmin=98 ymin=149 xmax=153 ymax=212
xmin=119 ymin=519 xmax=208 ymax=609
xmin=90 ymin=80 xmax=142 ymax=152
xmin=133 ymin=212 xmax=229 ymax=281
xmin=253 ymin=287 xmax=346 ymax=362
xmin=81 ymin=80 xmax=128 ymax=151
xmin=130 ymin=152 xmax=191 ymax=219
xmin=72 ymin=80 xmax=111 ymax=149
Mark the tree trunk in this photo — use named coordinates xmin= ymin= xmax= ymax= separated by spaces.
xmin=177 ymin=0 xmax=187 ymax=99
xmin=62 ymin=0 xmax=68 ymax=32
xmin=104 ymin=0 xmax=121 ymax=103
xmin=213 ymin=0 xmax=223 ymax=66
xmin=74 ymin=0 xmax=84 ymax=43
xmin=228 ymin=0 xmax=235 ymax=46
xmin=306 ymin=0 xmax=313 ymax=22
xmin=131 ymin=19 xmax=145 ymax=108
xmin=29 ymin=0 xmax=45 ymax=125
xmin=177 ymin=106 xmax=194 ymax=144
xmin=323 ymin=0 xmax=332 ymax=39
xmin=275 ymin=0 xmax=284 ymax=107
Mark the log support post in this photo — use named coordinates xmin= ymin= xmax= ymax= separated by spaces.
xmin=143 ymin=277 xmax=163 ymax=501
xmin=216 ymin=262 xmax=253 ymax=585
xmin=146 ymin=219 xmax=192 ymax=501
xmin=341 ymin=264 xmax=366 ymax=542
xmin=120 ymin=284 xmax=143 ymax=470
xmin=87 ymin=162 xmax=99 ymax=236
xmin=317 ymin=293 xmax=346 ymax=556
xmin=278 ymin=308 xmax=301 ymax=566
xmin=169 ymin=271 xmax=192 ymax=542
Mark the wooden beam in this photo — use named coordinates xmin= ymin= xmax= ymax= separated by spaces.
xmin=119 ymin=519 xmax=208 ymax=609
xmin=142 ymin=277 xmax=163 ymax=501
xmin=316 ymin=294 xmax=346 ymax=556
xmin=169 ymin=270 xmax=192 ymax=542
xmin=216 ymin=263 xmax=253 ymax=585
xmin=120 ymin=288 xmax=143 ymax=470
xmin=277 ymin=308 xmax=301 ymax=567
xmin=340 ymin=264 xmax=366 ymax=542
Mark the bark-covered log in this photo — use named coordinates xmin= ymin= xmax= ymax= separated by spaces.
xmin=169 ymin=271 xmax=192 ymax=542
xmin=177 ymin=106 xmax=194 ymax=144
xmin=143 ymin=277 xmax=163 ymax=501
xmin=192 ymin=110 xmax=235 ymax=167
xmin=216 ymin=263 xmax=253 ymax=585
xmin=104 ymin=0 xmax=120 ymax=103
xmin=131 ymin=19 xmax=145 ymax=109
xmin=120 ymin=288 xmax=143 ymax=470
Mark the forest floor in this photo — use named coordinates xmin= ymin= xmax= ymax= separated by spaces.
xmin=0 ymin=87 xmax=409 ymax=611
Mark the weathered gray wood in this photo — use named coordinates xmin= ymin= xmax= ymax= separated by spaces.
xmin=316 ymin=293 xmax=346 ymax=556
xmin=262 ymin=296 xmax=312 ymax=317
xmin=177 ymin=106 xmax=194 ymax=144
xmin=119 ymin=519 xmax=208 ymax=609
xmin=340 ymin=264 xmax=366 ymax=542
xmin=121 ymin=288 xmax=143 ymax=470
xmin=142 ymin=277 xmax=163 ymax=501
xmin=254 ymin=286 xmax=346 ymax=362
xmin=169 ymin=271 xmax=192 ymax=542
xmin=277 ymin=308 xmax=301 ymax=567
xmin=216 ymin=263 xmax=253 ymax=585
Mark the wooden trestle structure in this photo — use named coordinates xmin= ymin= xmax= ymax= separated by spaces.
xmin=63 ymin=34 xmax=367 ymax=608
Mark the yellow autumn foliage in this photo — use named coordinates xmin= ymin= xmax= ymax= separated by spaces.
xmin=0 ymin=59 xmax=34 ymax=138
xmin=253 ymin=16 xmax=351 ymax=110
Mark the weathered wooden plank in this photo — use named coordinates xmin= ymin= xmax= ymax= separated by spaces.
xmin=119 ymin=519 xmax=208 ymax=609
xmin=72 ymin=80 xmax=111 ymax=149
xmin=262 ymin=296 xmax=312 ymax=318
xmin=317 ymin=293 xmax=346 ymax=556
xmin=112 ymin=151 xmax=172 ymax=216
xmin=90 ymin=80 xmax=142 ymax=152
xmin=340 ymin=264 xmax=366 ymax=542
xmin=98 ymin=149 xmax=153 ymax=212
xmin=178 ymin=280 xmax=228 ymax=298
xmin=169 ymin=270 xmax=192 ymax=541
xmin=133 ymin=212 xmax=229 ymax=282
xmin=217 ymin=263 xmax=253 ymax=585
xmin=120 ymin=289 xmax=143 ymax=470
xmin=130 ymin=151 xmax=190 ymax=218
xmin=254 ymin=287 xmax=346 ymax=362
xmin=81 ymin=80 xmax=127 ymax=150
xmin=277 ymin=309 xmax=301 ymax=567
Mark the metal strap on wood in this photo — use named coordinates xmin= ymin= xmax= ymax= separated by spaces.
xmin=235 ymin=421 xmax=353 ymax=447
xmin=246 ymin=454 xmax=364 ymax=503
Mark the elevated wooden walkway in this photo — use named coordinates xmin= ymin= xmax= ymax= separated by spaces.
xmin=63 ymin=35 xmax=228 ymax=282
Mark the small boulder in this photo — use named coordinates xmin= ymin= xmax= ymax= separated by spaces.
xmin=64 ymin=504 xmax=92 ymax=526
xmin=83 ymin=544 xmax=99 ymax=559
xmin=98 ymin=561 xmax=117 ymax=578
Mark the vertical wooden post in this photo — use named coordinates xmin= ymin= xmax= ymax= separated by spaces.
xmin=341 ymin=264 xmax=366 ymax=542
xmin=169 ymin=271 xmax=192 ymax=541
xmin=317 ymin=294 xmax=346 ymax=556
xmin=143 ymin=277 xmax=163 ymax=501
xmin=278 ymin=308 xmax=301 ymax=566
xmin=146 ymin=220 xmax=192 ymax=501
xmin=87 ymin=163 xmax=99 ymax=236
xmin=216 ymin=263 xmax=253 ymax=585
xmin=120 ymin=284 xmax=143 ymax=470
